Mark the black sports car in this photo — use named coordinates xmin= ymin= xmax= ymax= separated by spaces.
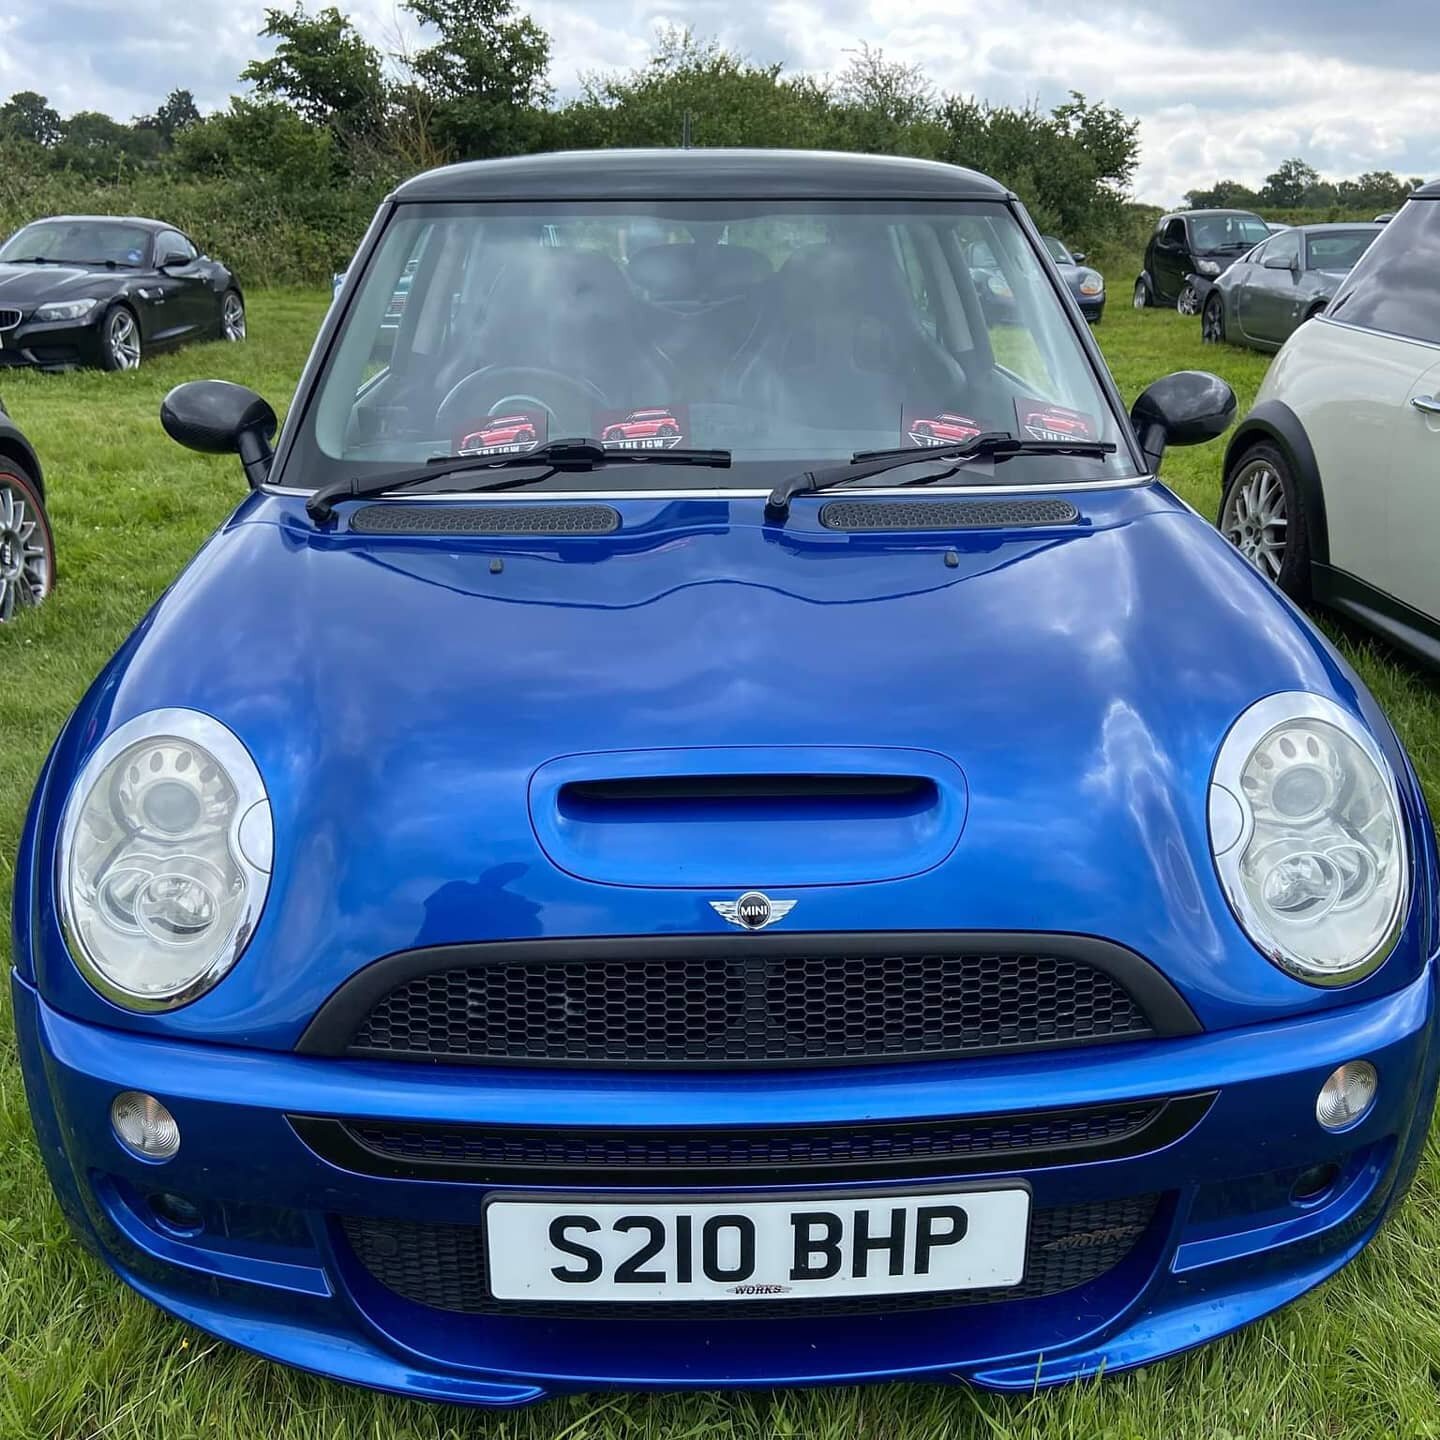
xmin=0 ymin=396 xmax=53 ymax=621
xmin=0 ymin=216 xmax=245 ymax=372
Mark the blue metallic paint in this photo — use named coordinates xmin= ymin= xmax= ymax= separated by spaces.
xmin=11 ymin=162 xmax=1439 ymax=1398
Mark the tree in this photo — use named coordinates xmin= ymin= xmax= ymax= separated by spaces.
xmin=139 ymin=88 xmax=201 ymax=144
xmin=171 ymin=97 xmax=337 ymax=188
xmin=1260 ymin=157 xmax=1320 ymax=208
xmin=53 ymin=111 xmax=163 ymax=176
xmin=0 ymin=91 xmax=62 ymax=146
xmin=243 ymin=5 xmax=386 ymax=132
xmin=403 ymin=0 xmax=551 ymax=158
xmin=1184 ymin=179 xmax=1261 ymax=209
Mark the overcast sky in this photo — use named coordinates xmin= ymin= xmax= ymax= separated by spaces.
xmin=2 ymin=0 xmax=1436 ymax=204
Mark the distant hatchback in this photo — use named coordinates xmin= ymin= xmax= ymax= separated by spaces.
xmin=1201 ymin=225 xmax=1382 ymax=352
xmin=1135 ymin=209 xmax=1270 ymax=313
xmin=0 ymin=216 xmax=244 ymax=372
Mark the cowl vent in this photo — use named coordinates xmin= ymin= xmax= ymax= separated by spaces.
xmin=819 ymin=498 xmax=1080 ymax=531
xmin=348 ymin=504 xmax=620 ymax=535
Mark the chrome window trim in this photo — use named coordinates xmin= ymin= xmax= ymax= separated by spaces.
xmin=1317 ymin=315 xmax=1440 ymax=354
xmin=261 ymin=474 xmax=1156 ymax=503
xmin=1208 ymin=691 xmax=1409 ymax=988
xmin=57 ymin=708 xmax=273 ymax=1012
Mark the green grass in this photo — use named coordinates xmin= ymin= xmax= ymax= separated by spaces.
xmin=3 ymin=294 xmax=1440 ymax=1439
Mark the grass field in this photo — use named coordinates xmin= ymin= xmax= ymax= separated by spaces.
xmin=3 ymin=292 xmax=1440 ymax=1440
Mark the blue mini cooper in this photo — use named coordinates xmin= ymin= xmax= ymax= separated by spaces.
xmin=13 ymin=150 xmax=1438 ymax=1405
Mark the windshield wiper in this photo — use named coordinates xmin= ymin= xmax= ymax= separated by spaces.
xmin=305 ymin=437 xmax=731 ymax=524
xmin=764 ymin=432 xmax=1116 ymax=519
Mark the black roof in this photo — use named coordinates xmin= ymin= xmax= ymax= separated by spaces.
xmin=1165 ymin=208 xmax=1265 ymax=221
xmin=393 ymin=149 xmax=1010 ymax=203
xmin=23 ymin=214 xmax=173 ymax=232
xmin=1414 ymin=179 xmax=1440 ymax=199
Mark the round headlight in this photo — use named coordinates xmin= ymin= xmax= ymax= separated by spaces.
xmin=1079 ymin=273 xmax=1104 ymax=296
xmin=1209 ymin=693 xmax=1407 ymax=985
xmin=58 ymin=709 xmax=272 ymax=1010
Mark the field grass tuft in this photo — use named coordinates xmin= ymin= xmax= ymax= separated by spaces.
xmin=2 ymin=295 xmax=1439 ymax=1439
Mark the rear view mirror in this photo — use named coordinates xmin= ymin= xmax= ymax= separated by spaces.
xmin=1129 ymin=371 xmax=1236 ymax=473
xmin=161 ymin=380 xmax=277 ymax=488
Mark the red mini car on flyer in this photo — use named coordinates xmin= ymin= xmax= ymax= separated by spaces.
xmin=602 ymin=408 xmax=682 ymax=443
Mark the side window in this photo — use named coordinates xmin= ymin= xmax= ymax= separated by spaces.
xmin=1327 ymin=201 xmax=1440 ymax=346
xmin=1265 ymin=231 xmax=1300 ymax=270
xmin=157 ymin=230 xmax=197 ymax=263
xmin=1248 ymin=239 xmax=1270 ymax=265
xmin=1162 ymin=218 xmax=1186 ymax=246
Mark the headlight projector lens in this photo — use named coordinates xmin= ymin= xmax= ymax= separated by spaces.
xmin=1210 ymin=694 xmax=1407 ymax=985
xmin=59 ymin=709 xmax=272 ymax=1010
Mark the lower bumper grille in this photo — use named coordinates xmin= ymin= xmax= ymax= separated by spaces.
xmin=339 ymin=1194 xmax=1161 ymax=1319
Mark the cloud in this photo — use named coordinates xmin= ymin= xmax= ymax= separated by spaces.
xmin=0 ymin=0 xmax=1435 ymax=203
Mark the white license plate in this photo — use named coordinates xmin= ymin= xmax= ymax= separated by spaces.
xmin=485 ymin=1185 xmax=1031 ymax=1303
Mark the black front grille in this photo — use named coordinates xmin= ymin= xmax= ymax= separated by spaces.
xmin=0 ymin=308 xmax=22 ymax=332
xmin=340 ymin=1194 xmax=1161 ymax=1319
xmin=342 ymin=947 xmax=1157 ymax=1067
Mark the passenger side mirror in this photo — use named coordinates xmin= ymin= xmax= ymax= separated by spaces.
xmin=1071 ymin=251 xmax=1087 ymax=264
xmin=1262 ymin=253 xmax=1295 ymax=271
xmin=157 ymin=250 xmax=191 ymax=270
xmin=161 ymin=380 xmax=277 ymax=489
xmin=1129 ymin=371 xmax=1236 ymax=473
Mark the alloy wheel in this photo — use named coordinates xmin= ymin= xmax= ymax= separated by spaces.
xmin=108 ymin=309 xmax=141 ymax=370
xmin=0 ymin=478 xmax=52 ymax=621
xmin=1177 ymin=284 xmax=1201 ymax=317
xmin=1221 ymin=461 xmax=1288 ymax=581
xmin=1132 ymin=280 xmax=1148 ymax=309
xmin=222 ymin=293 xmax=247 ymax=342
xmin=1202 ymin=296 xmax=1225 ymax=343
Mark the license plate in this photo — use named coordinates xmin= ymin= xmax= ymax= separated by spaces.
xmin=485 ymin=1184 xmax=1031 ymax=1303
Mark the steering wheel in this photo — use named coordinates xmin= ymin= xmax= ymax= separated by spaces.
xmin=435 ymin=366 xmax=609 ymax=442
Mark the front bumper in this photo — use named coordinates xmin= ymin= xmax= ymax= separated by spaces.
xmin=15 ymin=960 xmax=1438 ymax=1405
xmin=1077 ymin=293 xmax=1106 ymax=322
xmin=0 ymin=317 xmax=107 ymax=370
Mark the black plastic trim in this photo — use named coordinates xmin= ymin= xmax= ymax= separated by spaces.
xmin=818 ymin=498 xmax=1080 ymax=531
xmin=296 ymin=931 xmax=1203 ymax=1066
xmin=290 ymin=1092 xmax=1214 ymax=1186
xmin=1313 ymin=564 xmax=1440 ymax=671
xmin=349 ymin=503 xmax=620 ymax=535
xmin=1223 ymin=401 xmax=1329 ymax=566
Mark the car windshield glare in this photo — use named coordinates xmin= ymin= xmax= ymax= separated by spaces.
xmin=1191 ymin=215 xmax=1270 ymax=251
xmin=0 ymin=220 xmax=151 ymax=267
xmin=296 ymin=200 xmax=1138 ymax=492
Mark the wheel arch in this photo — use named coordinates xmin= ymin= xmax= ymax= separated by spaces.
xmin=1222 ymin=401 xmax=1329 ymax=565
xmin=0 ymin=421 xmax=43 ymax=501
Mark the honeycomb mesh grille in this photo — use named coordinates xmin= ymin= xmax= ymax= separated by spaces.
xmin=340 ymin=1194 xmax=1160 ymax=1318
xmin=343 ymin=1102 xmax=1162 ymax=1178
xmin=819 ymin=498 xmax=1080 ymax=531
xmin=346 ymin=949 xmax=1155 ymax=1066
xmin=348 ymin=504 xmax=620 ymax=534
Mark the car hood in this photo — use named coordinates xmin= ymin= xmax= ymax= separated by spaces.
xmin=31 ymin=483 xmax=1427 ymax=1045
xmin=0 ymin=263 xmax=126 ymax=307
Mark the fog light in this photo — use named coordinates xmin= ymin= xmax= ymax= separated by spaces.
xmin=148 ymin=1192 xmax=203 ymax=1234
xmin=1316 ymin=1062 xmax=1377 ymax=1131
xmin=1290 ymin=1162 xmax=1341 ymax=1204
xmin=111 ymin=1091 xmax=180 ymax=1159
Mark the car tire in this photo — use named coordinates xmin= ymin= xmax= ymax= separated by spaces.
xmin=100 ymin=305 xmax=142 ymax=371
xmin=0 ymin=463 xmax=55 ymax=622
xmin=1177 ymin=282 xmax=1202 ymax=317
xmin=221 ymin=290 xmax=247 ymax=343
xmin=1132 ymin=278 xmax=1150 ymax=310
xmin=1202 ymin=293 xmax=1226 ymax=344
xmin=1218 ymin=442 xmax=1310 ymax=600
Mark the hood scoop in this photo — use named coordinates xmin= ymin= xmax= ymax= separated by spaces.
xmin=819 ymin=497 xmax=1080 ymax=531
xmin=349 ymin=503 xmax=620 ymax=535
xmin=529 ymin=746 xmax=968 ymax=887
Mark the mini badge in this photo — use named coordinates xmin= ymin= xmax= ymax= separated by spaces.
xmin=1013 ymin=398 xmax=1096 ymax=444
xmin=455 ymin=409 xmax=548 ymax=456
xmin=709 ymin=891 xmax=797 ymax=931
xmin=902 ymin=408 xmax=983 ymax=448
xmin=595 ymin=404 xmax=688 ymax=450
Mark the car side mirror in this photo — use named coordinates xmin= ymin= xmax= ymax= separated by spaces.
xmin=1129 ymin=371 xmax=1236 ymax=473
xmin=1071 ymin=251 xmax=1087 ymax=264
xmin=1262 ymin=253 xmax=1294 ymax=270
xmin=157 ymin=251 xmax=190 ymax=270
xmin=161 ymin=380 xmax=277 ymax=488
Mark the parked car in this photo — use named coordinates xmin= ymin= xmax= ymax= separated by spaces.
xmin=1265 ymin=222 xmax=1292 ymax=236
xmin=0 ymin=216 xmax=244 ymax=372
xmin=0 ymin=395 xmax=52 ymax=620
xmin=1200 ymin=223 xmax=1382 ymax=352
xmin=1134 ymin=208 xmax=1271 ymax=313
xmin=1041 ymin=235 xmax=1105 ymax=322
xmin=457 ymin=414 xmax=539 ymax=453
xmin=1220 ymin=183 xmax=1440 ymax=665
xmin=16 ymin=149 xmax=1436 ymax=1408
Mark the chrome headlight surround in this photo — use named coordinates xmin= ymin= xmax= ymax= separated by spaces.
xmin=57 ymin=708 xmax=272 ymax=1011
xmin=1209 ymin=692 xmax=1409 ymax=987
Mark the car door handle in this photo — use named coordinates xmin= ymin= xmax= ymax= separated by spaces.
xmin=1411 ymin=396 xmax=1440 ymax=416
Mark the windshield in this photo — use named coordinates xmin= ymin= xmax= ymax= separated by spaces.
xmin=0 ymin=219 xmax=151 ymax=266
xmin=1190 ymin=214 xmax=1270 ymax=251
xmin=1305 ymin=230 xmax=1378 ymax=272
xmin=1042 ymin=236 xmax=1073 ymax=265
xmin=292 ymin=200 xmax=1139 ymax=492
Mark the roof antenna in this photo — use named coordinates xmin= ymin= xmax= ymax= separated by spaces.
xmin=681 ymin=110 xmax=693 ymax=148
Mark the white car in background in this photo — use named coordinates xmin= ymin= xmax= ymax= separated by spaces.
xmin=1219 ymin=180 xmax=1440 ymax=668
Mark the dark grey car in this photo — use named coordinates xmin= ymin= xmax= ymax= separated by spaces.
xmin=1200 ymin=223 xmax=1382 ymax=352
xmin=1042 ymin=236 xmax=1105 ymax=322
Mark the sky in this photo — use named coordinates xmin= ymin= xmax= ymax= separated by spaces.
xmin=2 ymin=0 xmax=1437 ymax=205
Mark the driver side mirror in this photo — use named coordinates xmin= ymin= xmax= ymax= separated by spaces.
xmin=1071 ymin=251 xmax=1087 ymax=264
xmin=1263 ymin=253 xmax=1295 ymax=271
xmin=157 ymin=250 xmax=191 ymax=270
xmin=161 ymin=380 xmax=277 ymax=489
xmin=1129 ymin=371 xmax=1236 ymax=473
